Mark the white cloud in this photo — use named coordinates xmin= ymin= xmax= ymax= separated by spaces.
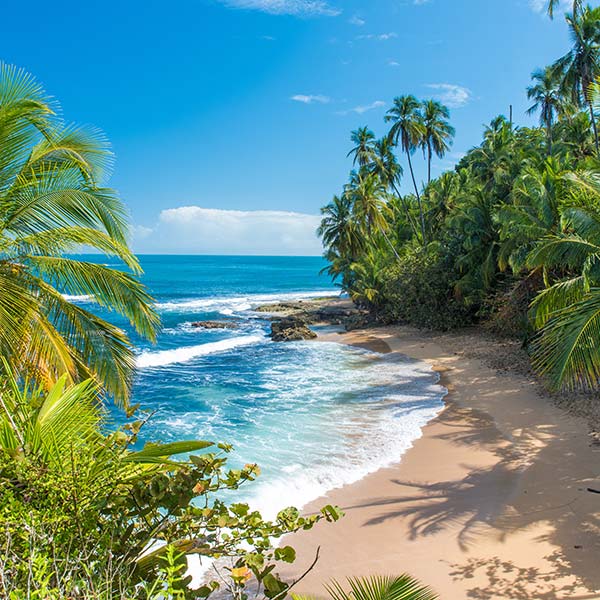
xmin=337 ymin=100 xmax=386 ymax=116
xmin=291 ymin=94 xmax=331 ymax=104
xmin=426 ymin=83 xmax=472 ymax=108
xmin=388 ymin=60 xmax=400 ymax=67
xmin=414 ymin=0 xmax=431 ymax=4
xmin=349 ymin=15 xmax=365 ymax=25
xmin=356 ymin=32 xmax=397 ymax=41
xmin=132 ymin=207 xmax=323 ymax=256
xmin=217 ymin=0 xmax=340 ymax=16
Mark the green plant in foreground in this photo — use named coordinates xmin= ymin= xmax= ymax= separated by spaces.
xmin=0 ymin=367 xmax=343 ymax=599
xmin=292 ymin=575 xmax=438 ymax=600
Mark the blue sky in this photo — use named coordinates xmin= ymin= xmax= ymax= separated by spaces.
xmin=0 ymin=0 xmax=577 ymax=254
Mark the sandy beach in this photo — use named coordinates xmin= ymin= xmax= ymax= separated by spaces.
xmin=282 ymin=325 xmax=600 ymax=600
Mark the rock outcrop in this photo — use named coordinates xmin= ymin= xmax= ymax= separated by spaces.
xmin=269 ymin=317 xmax=317 ymax=342
xmin=191 ymin=320 xmax=239 ymax=330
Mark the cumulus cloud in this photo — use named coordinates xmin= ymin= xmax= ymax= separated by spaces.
xmin=217 ymin=0 xmax=340 ymax=16
xmin=132 ymin=207 xmax=323 ymax=256
xmin=337 ymin=100 xmax=386 ymax=116
xmin=291 ymin=94 xmax=331 ymax=104
xmin=426 ymin=83 xmax=472 ymax=108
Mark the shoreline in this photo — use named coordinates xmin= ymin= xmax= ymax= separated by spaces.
xmin=278 ymin=324 xmax=600 ymax=599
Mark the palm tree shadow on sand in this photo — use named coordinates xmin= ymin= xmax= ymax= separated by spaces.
xmin=343 ymin=394 xmax=600 ymax=599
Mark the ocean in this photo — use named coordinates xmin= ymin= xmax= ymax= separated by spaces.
xmin=70 ymin=255 xmax=446 ymax=518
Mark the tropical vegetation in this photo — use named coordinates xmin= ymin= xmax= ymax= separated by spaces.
xmin=0 ymin=64 xmax=349 ymax=599
xmin=319 ymin=3 xmax=600 ymax=392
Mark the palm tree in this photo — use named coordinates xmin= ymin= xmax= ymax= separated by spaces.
xmin=371 ymin=137 xmax=419 ymax=238
xmin=293 ymin=575 xmax=437 ymax=600
xmin=547 ymin=0 xmax=582 ymax=19
xmin=385 ymin=95 xmax=427 ymax=242
xmin=345 ymin=171 xmax=400 ymax=259
xmin=0 ymin=63 xmax=159 ymax=405
xmin=421 ymin=99 xmax=455 ymax=185
xmin=318 ymin=194 xmax=364 ymax=258
xmin=527 ymin=173 xmax=600 ymax=389
xmin=348 ymin=127 xmax=377 ymax=168
xmin=553 ymin=6 xmax=600 ymax=153
xmin=527 ymin=66 xmax=563 ymax=154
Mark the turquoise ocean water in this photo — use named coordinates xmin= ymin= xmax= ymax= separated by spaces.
xmin=68 ymin=255 xmax=446 ymax=518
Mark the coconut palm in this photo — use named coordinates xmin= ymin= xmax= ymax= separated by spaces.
xmin=345 ymin=171 xmax=400 ymax=259
xmin=293 ymin=575 xmax=437 ymax=600
xmin=385 ymin=95 xmax=427 ymax=242
xmin=495 ymin=160 xmax=564 ymax=274
xmin=348 ymin=127 xmax=377 ymax=168
xmin=527 ymin=174 xmax=600 ymax=389
xmin=527 ymin=66 xmax=564 ymax=154
xmin=553 ymin=6 xmax=600 ymax=153
xmin=547 ymin=0 xmax=582 ymax=19
xmin=0 ymin=63 xmax=159 ymax=405
xmin=421 ymin=99 xmax=455 ymax=185
xmin=318 ymin=194 xmax=364 ymax=258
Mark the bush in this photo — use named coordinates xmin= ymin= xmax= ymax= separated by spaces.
xmin=0 ymin=372 xmax=342 ymax=599
xmin=378 ymin=245 xmax=474 ymax=330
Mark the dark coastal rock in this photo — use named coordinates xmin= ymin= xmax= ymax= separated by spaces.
xmin=191 ymin=320 xmax=239 ymax=330
xmin=270 ymin=317 xmax=317 ymax=342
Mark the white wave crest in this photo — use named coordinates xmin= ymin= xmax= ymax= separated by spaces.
xmin=155 ymin=290 xmax=340 ymax=313
xmin=136 ymin=335 xmax=264 ymax=368
xmin=62 ymin=294 xmax=94 ymax=303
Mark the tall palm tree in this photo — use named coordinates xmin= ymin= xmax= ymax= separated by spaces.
xmin=421 ymin=100 xmax=455 ymax=185
xmin=385 ymin=95 xmax=427 ymax=242
xmin=527 ymin=66 xmax=563 ymax=154
xmin=0 ymin=63 xmax=159 ymax=405
xmin=553 ymin=6 xmax=600 ymax=153
xmin=547 ymin=0 xmax=582 ymax=19
xmin=371 ymin=137 xmax=418 ymax=238
xmin=347 ymin=127 xmax=376 ymax=168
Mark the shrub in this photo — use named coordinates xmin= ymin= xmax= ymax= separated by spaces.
xmin=378 ymin=245 xmax=474 ymax=330
xmin=0 ymin=371 xmax=342 ymax=599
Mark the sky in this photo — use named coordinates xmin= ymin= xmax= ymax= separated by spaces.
xmin=0 ymin=0 xmax=579 ymax=254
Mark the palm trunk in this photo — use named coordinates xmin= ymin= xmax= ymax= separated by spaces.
xmin=378 ymin=224 xmax=401 ymax=261
xmin=406 ymin=150 xmax=426 ymax=244
xmin=588 ymin=99 xmax=599 ymax=155
xmin=547 ymin=122 xmax=552 ymax=156
xmin=427 ymin=140 xmax=432 ymax=186
xmin=391 ymin=180 xmax=420 ymax=240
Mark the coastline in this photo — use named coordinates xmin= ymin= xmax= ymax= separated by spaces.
xmin=279 ymin=324 xmax=600 ymax=599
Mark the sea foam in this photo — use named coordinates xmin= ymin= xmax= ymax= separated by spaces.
xmin=155 ymin=290 xmax=340 ymax=313
xmin=136 ymin=335 xmax=264 ymax=368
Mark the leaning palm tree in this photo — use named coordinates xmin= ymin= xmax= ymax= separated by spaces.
xmin=552 ymin=6 xmax=600 ymax=153
xmin=293 ymin=575 xmax=437 ymax=600
xmin=421 ymin=99 xmax=455 ymax=185
xmin=318 ymin=194 xmax=364 ymax=259
xmin=527 ymin=66 xmax=564 ymax=154
xmin=385 ymin=95 xmax=426 ymax=242
xmin=345 ymin=171 xmax=400 ymax=260
xmin=0 ymin=63 xmax=159 ymax=405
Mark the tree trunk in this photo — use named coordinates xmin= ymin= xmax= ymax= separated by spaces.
xmin=391 ymin=180 xmax=420 ymax=240
xmin=588 ymin=99 xmax=599 ymax=155
xmin=379 ymin=224 xmax=401 ymax=261
xmin=427 ymin=139 xmax=432 ymax=186
xmin=406 ymin=150 xmax=426 ymax=244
